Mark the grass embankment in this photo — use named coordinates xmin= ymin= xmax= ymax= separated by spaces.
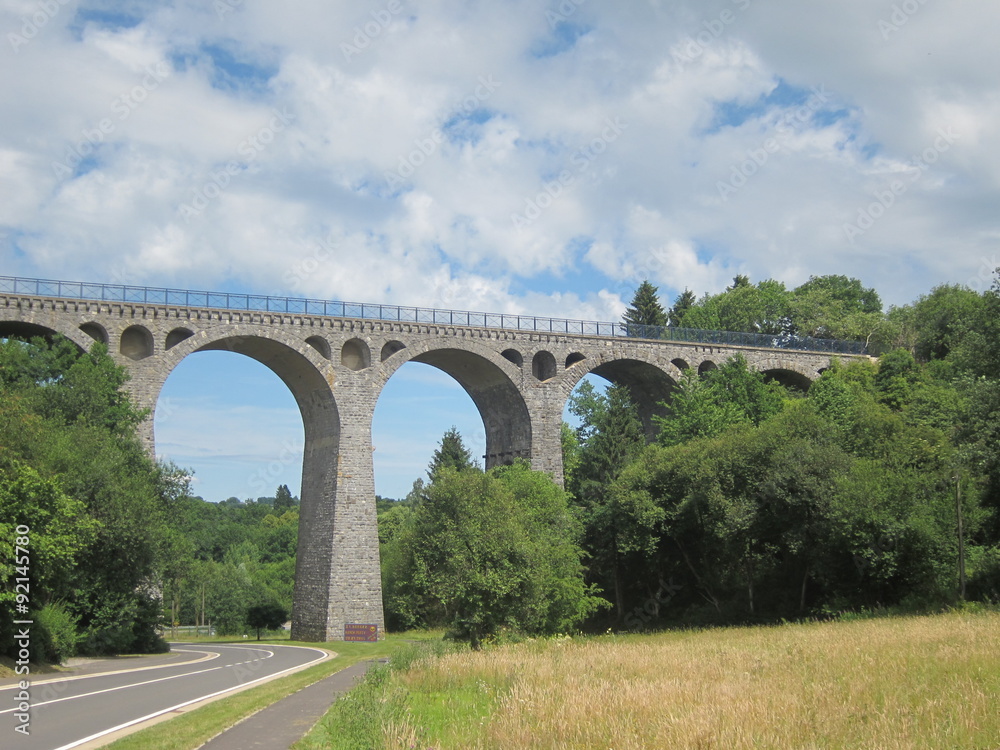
xmin=101 ymin=634 xmax=430 ymax=750
xmin=304 ymin=612 xmax=1000 ymax=749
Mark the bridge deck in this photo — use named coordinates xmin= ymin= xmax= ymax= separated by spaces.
xmin=0 ymin=275 xmax=868 ymax=356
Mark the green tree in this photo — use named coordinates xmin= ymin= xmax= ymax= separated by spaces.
xmin=0 ymin=336 xmax=173 ymax=656
xmin=384 ymin=464 xmax=604 ymax=647
xmin=669 ymin=288 xmax=697 ymax=327
xmin=790 ymin=275 xmax=885 ymax=343
xmin=246 ymin=602 xmax=288 ymax=640
xmin=427 ymin=426 xmax=478 ymax=482
xmin=623 ymin=281 xmax=668 ymax=329
xmin=274 ymin=484 xmax=295 ymax=511
xmin=875 ymin=349 xmax=919 ymax=410
xmin=655 ymin=355 xmax=785 ymax=446
xmin=568 ymin=383 xmax=646 ymax=619
xmin=681 ymin=279 xmax=792 ymax=335
xmin=898 ymin=284 xmax=984 ymax=363
xmin=729 ymin=274 xmax=751 ymax=290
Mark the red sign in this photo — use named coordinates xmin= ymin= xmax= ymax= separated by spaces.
xmin=344 ymin=623 xmax=379 ymax=642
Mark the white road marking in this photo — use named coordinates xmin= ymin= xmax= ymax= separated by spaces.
xmin=0 ymin=665 xmax=226 ymax=714
xmin=49 ymin=645 xmax=330 ymax=750
xmin=0 ymin=648 xmax=219 ymax=691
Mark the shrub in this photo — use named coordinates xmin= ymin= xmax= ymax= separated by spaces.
xmin=33 ymin=603 xmax=78 ymax=663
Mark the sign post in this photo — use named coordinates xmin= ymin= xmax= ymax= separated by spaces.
xmin=344 ymin=623 xmax=379 ymax=642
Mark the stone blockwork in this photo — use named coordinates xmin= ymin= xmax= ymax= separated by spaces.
xmin=0 ymin=290 xmax=869 ymax=641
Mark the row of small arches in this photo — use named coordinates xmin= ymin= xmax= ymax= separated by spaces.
xmin=335 ymin=341 xmax=589 ymax=380
xmin=81 ymin=322 xmax=195 ymax=361
xmin=78 ymin=321 xmax=729 ymax=380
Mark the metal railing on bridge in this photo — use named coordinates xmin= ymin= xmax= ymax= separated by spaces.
xmin=0 ymin=276 xmax=868 ymax=355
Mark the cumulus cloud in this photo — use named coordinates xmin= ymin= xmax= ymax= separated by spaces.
xmin=1 ymin=0 xmax=997 ymax=313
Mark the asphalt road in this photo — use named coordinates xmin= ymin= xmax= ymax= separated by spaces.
xmin=0 ymin=642 xmax=330 ymax=750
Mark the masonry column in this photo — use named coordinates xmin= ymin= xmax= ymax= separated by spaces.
xmin=308 ymin=374 xmax=384 ymax=640
xmin=290 ymin=382 xmax=346 ymax=642
xmin=120 ymin=357 xmax=170 ymax=456
xmin=522 ymin=381 xmax=568 ymax=487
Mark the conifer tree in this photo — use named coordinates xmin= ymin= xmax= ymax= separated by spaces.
xmin=669 ymin=288 xmax=697 ymax=327
xmin=623 ymin=281 xmax=668 ymax=329
xmin=427 ymin=426 xmax=477 ymax=482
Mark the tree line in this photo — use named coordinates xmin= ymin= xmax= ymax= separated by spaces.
xmin=0 ymin=335 xmax=297 ymax=662
xmin=567 ymin=274 xmax=1000 ymax=627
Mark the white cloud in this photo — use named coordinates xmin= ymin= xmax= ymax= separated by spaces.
xmin=2 ymin=0 xmax=998 ymax=313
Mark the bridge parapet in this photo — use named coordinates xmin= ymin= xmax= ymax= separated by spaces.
xmin=1 ymin=275 xmax=868 ymax=356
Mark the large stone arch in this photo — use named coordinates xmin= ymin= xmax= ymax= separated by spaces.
xmin=376 ymin=337 xmax=531 ymax=468
xmin=140 ymin=325 xmax=337 ymax=445
xmin=0 ymin=318 xmax=97 ymax=353
xmin=143 ymin=325 xmax=379 ymax=643
xmin=570 ymin=357 xmax=679 ymax=441
xmin=755 ymin=355 xmax=821 ymax=392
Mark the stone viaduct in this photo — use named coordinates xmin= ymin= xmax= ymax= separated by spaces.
xmin=0 ymin=277 xmax=869 ymax=641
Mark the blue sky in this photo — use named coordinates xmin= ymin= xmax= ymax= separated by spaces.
xmin=3 ymin=0 xmax=999 ymax=500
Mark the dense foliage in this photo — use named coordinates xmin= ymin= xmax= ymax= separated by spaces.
xmin=382 ymin=432 xmax=604 ymax=646
xmin=0 ymin=338 xmax=174 ymax=659
xmin=561 ymin=274 xmax=1000 ymax=628
xmin=161 ymin=490 xmax=298 ymax=637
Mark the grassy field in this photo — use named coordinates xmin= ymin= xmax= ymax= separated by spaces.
xmin=305 ymin=612 xmax=1000 ymax=749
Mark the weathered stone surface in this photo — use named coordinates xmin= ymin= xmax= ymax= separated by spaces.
xmin=0 ymin=291 xmax=869 ymax=641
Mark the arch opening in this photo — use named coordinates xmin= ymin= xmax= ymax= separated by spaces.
xmin=571 ymin=359 xmax=679 ymax=443
xmin=166 ymin=327 xmax=194 ymax=350
xmin=373 ymin=361 xmax=489 ymax=501
xmin=501 ymin=348 xmax=523 ymax=368
xmin=566 ymin=352 xmax=586 ymax=368
xmin=532 ymin=350 xmax=557 ymax=381
xmin=763 ymin=368 xmax=814 ymax=393
xmin=374 ymin=346 xmax=531 ymax=503
xmin=698 ymin=360 xmax=718 ymax=376
xmin=306 ymin=335 xmax=331 ymax=360
xmin=81 ymin=322 xmax=109 ymax=345
xmin=410 ymin=348 xmax=531 ymax=470
xmin=0 ymin=321 xmax=87 ymax=351
xmin=121 ymin=325 xmax=154 ymax=361
xmin=380 ymin=340 xmax=406 ymax=362
xmin=341 ymin=338 xmax=371 ymax=371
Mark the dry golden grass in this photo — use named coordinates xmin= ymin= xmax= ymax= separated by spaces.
xmin=391 ymin=613 xmax=1000 ymax=749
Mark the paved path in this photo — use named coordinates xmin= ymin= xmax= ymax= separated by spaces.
xmin=0 ymin=643 xmax=329 ymax=749
xmin=199 ymin=659 xmax=381 ymax=749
